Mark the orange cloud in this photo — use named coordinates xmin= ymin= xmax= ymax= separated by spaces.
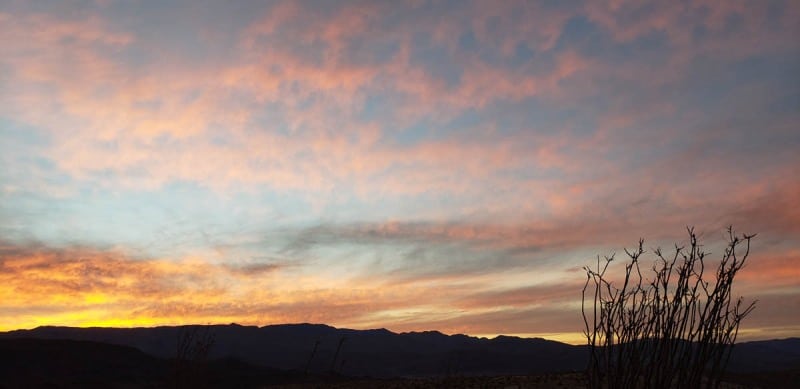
xmin=1 ymin=228 xmax=797 ymax=344
xmin=737 ymin=249 xmax=800 ymax=290
xmin=453 ymin=281 xmax=585 ymax=310
xmin=0 ymin=237 xmax=586 ymax=339
xmin=0 ymin=241 xmax=487 ymax=334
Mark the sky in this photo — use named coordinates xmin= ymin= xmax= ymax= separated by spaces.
xmin=0 ymin=0 xmax=798 ymax=344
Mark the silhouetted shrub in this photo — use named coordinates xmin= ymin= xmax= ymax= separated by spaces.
xmin=582 ymin=227 xmax=756 ymax=389
xmin=172 ymin=325 xmax=216 ymax=389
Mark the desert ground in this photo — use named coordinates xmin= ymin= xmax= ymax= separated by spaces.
xmin=267 ymin=371 xmax=797 ymax=389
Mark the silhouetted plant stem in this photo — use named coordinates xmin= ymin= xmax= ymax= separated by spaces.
xmin=330 ymin=336 xmax=346 ymax=374
xmin=305 ymin=339 xmax=320 ymax=374
xmin=173 ymin=325 xmax=216 ymax=389
xmin=582 ymin=227 xmax=756 ymax=388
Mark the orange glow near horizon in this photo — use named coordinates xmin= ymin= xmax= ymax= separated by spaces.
xmin=1 ymin=240 xmax=797 ymax=345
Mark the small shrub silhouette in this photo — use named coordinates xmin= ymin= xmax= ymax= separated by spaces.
xmin=172 ymin=325 xmax=216 ymax=389
xmin=582 ymin=227 xmax=756 ymax=389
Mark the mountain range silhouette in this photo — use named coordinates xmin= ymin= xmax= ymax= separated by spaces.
xmin=1 ymin=324 xmax=798 ymax=387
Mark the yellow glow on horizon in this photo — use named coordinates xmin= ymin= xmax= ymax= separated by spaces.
xmin=472 ymin=332 xmax=586 ymax=345
xmin=0 ymin=241 xmax=797 ymax=344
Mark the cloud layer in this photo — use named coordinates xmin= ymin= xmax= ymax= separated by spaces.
xmin=0 ymin=0 xmax=798 ymax=342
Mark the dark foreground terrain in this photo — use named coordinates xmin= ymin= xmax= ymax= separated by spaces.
xmin=0 ymin=324 xmax=797 ymax=388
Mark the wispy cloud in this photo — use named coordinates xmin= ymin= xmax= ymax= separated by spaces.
xmin=0 ymin=0 xmax=798 ymax=342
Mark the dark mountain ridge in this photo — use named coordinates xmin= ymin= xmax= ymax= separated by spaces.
xmin=1 ymin=324 xmax=798 ymax=378
xmin=1 ymin=323 xmax=583 ymax=377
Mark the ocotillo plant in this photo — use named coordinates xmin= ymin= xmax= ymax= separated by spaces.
xmin=173 ymin=325 xmax=216 ymax=389
xmin=582 ymin=227 xmax=756 ymax=389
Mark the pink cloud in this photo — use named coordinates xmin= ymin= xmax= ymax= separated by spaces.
xmin=1 ymin=0 xmax=795 ymax=205
xmin=0 ymin=2 xmax=642 ymax=204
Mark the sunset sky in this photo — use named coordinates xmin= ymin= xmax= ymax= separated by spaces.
xmin=0 ymin=0 xmax=798 ymax=344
